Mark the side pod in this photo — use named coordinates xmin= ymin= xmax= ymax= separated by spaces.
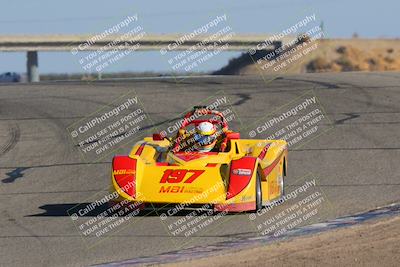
xmin=226 ymin=156 xmax=257 ymax=200
xmin=112 ymin=156 xmax=137 ymax=198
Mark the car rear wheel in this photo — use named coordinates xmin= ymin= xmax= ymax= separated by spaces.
xmin=256 ymin=170 xmax=262 ymax=211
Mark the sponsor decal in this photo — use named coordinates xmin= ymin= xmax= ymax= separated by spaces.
xmin=232 ymin=168 xmax=252 ymax=176
xmin=160 ymin=169 xmax=205 ymax=184
xmin=158 ymin=169 xmax=205 ymax=193
xmin=112 ymin=169 xmax=136 ymax=175
xmin=159 ymin=185 xmax=185 ymax=193
xmin=158 ymin=186 xmax=204 ymax=194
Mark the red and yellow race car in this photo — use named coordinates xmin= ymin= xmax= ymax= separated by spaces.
xmin=111 ymin=107 xmax=287 ymax=212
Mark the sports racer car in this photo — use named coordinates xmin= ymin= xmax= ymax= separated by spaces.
xmin=111 ymin=107 xmax=287 ymax=212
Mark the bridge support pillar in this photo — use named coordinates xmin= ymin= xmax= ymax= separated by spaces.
xmin=27 ymin=51 xmax=39 ymax=82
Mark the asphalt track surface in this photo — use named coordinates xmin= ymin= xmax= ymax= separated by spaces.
xmin=0 ymin=72 xmax=399 ymax=266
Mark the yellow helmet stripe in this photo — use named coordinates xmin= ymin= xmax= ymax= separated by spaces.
xmin=198 ymin=129 xmax=216 ymax=135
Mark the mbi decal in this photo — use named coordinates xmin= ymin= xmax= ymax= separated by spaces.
xmin=159 ymin=169 xmax=204 ymax=193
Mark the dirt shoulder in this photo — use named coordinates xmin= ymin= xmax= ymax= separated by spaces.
xmin=163 ymin=215 xmax=400 ymax=267
xmin=215 ymin=39 xmax=400 ymax=75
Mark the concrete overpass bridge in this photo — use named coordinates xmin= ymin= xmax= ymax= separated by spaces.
xmin=0 ymin=34 xmax=295 ymax=82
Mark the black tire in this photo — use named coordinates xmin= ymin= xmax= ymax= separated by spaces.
xmin=281 ymin=158 xmax=287 ymax=196
xmin=255 ymin=170 xmax=262 ymax=211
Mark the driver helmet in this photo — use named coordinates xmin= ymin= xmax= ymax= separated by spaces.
xmin=193 ymin=122 xmax=217 ymax=152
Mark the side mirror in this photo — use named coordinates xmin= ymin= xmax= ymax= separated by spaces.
xmin=152 ymin=133 xmax=165 ymax=141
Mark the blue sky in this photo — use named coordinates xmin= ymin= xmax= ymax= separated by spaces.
xmin=0 ymin=0 xmax=398 ymax=73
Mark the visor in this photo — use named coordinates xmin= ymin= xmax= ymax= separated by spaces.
xmin=194 ymin=133 xmax=217 ymax=146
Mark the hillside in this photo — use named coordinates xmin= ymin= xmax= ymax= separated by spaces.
xmin=214 ymin=39 xmax=400 ymax=75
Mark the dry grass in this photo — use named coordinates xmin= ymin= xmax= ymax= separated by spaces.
xmin=307 ymin=43 xmax=400 ymax=72
xmin=215 ymin=39 xmax=400 ymax=75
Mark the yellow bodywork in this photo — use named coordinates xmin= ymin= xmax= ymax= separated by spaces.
xmin=111 ymin=137 xmax=287 ymax=210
